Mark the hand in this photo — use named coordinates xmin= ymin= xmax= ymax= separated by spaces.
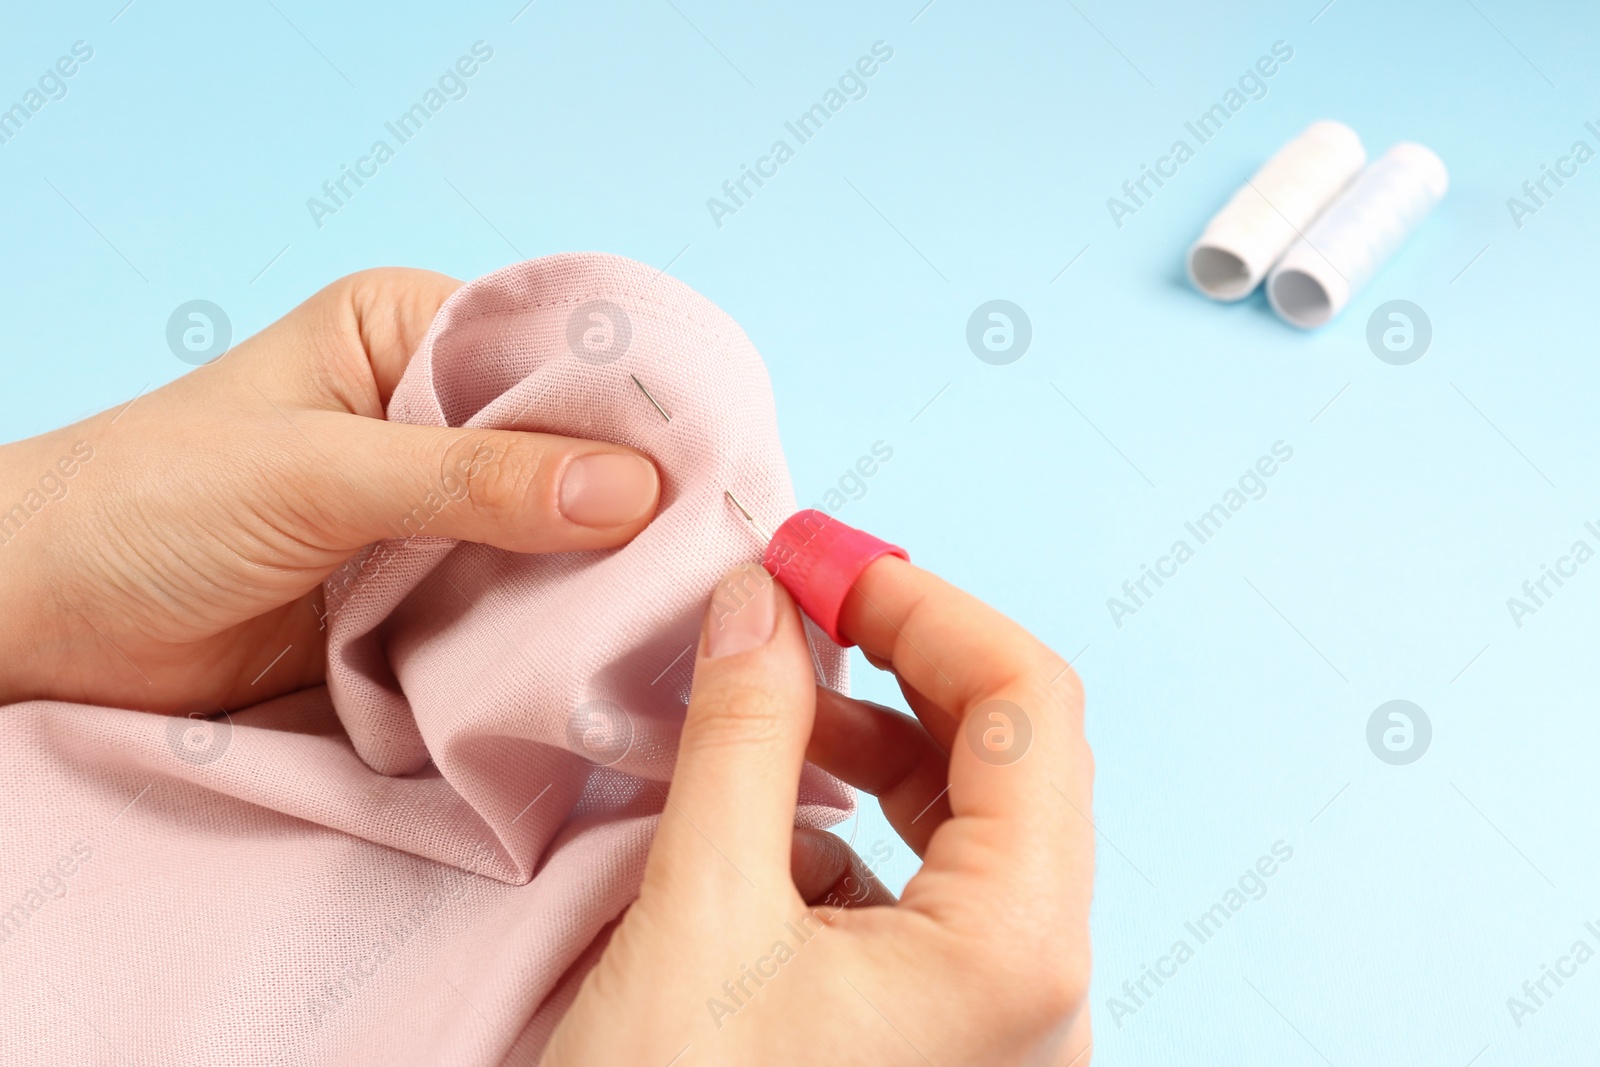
xmin=0 ymin=269 xmax=661 ymax=712
xmin=542 ymin=557 xmax=1094 ymax=1065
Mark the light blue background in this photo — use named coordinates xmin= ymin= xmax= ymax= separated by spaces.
xmin=4 ymin=0 xmax=1598 ymax=1062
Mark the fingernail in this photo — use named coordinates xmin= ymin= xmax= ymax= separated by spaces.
xmin=706 ymin=566 xmax=776 ymax=658
xmin=559 ymin=454 xmax=658 ymax=528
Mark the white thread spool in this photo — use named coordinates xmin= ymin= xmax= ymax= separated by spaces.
xmin=1267 ymin=143 xmax=1448 ymax=329
xmin=1187 ymin=120 xmax=1366 ymax=301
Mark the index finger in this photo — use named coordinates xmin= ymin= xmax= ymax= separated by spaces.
xmin=831 ymin=556 xmax=1094 ymax=1041
xmin=836 ymin=556 xmax=1092 ymax=827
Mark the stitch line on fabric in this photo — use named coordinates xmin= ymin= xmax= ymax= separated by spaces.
xmin=426 ymin=288 xmax=749 ymax=356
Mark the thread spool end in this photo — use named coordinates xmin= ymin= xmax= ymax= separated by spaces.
xmin=1267 ymin=268 xmax=1335 ymax=329
xmin=1187 ymin=244 xmax=1258 ymax=301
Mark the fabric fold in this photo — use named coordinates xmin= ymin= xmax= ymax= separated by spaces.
xmin=0 ymin=252 xmax=852 ymax=1066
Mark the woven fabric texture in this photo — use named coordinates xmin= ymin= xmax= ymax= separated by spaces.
xmin=0 ymin=253 xmax=852 ymax=1066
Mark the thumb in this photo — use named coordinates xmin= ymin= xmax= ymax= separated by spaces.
xmin=299 ymin=411 xmax=660 ymax=554
xmin=647 ymin=564 xmax=818 ymax=901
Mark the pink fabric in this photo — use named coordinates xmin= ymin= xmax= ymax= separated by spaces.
xmin=0 ymin=254 xmax=852 ymax=1065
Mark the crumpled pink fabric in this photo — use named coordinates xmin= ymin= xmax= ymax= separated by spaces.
xmin=0 ymin=253 xmax=852 ymax=1066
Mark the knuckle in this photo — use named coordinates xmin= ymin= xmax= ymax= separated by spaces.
xmin=963 ymin=933 xmax=1089 ymax=1034
xmin=683 ymin=683 xmax=790 ymax=754
xmin=1047 ymin=658 xmax=1086 ymax=710
xmin=1077 ymin=742 xmax=1096 ymax=791
xmin=1021 ymin=667 xmax=1086 ymax=736
xmin=443 ymin=431 xmax=540 ymax=526
xmin=1031 ymin=946 xmax=1091 ymax=1021
xmin=336 ymin=267 xmax=450 ymax=321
